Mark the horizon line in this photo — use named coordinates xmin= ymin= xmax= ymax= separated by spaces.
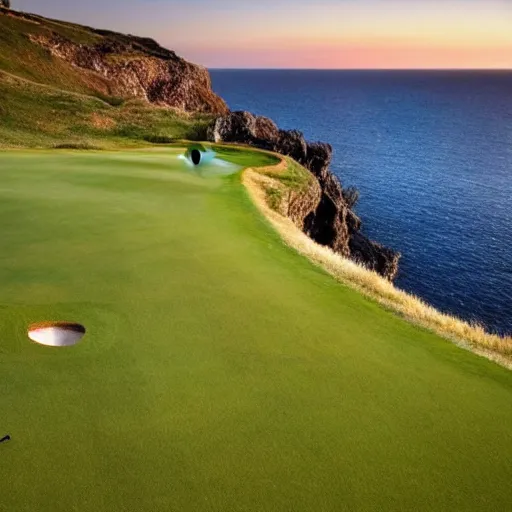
xmin=208 ymin=67 xmax=512 ymax=71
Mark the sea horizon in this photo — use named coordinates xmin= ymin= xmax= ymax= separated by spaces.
xmin=209 ymin=68 xmax=512 ymax=72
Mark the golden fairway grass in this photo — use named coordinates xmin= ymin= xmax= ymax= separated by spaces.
xmin=243 ymin=162 xmax=512 ymax=370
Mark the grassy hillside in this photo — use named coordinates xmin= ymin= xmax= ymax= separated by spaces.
xmin=0 ymin=149 xmax=511 ymax=512
xmin=0 ymin=8 xmax=215 ymax=148
xmin=0 ymin=71 xmax=211 ymax=148
xmin=0 ymin=8 xmax=106 ymax=94
xmin=253 ymin=161 xmax=512 ymax=366
xmin=0 ymin=8 xmax=186 ymax=94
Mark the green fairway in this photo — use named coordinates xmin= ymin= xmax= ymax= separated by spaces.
xmin=0 ymin=148 xmax=511 ymax=512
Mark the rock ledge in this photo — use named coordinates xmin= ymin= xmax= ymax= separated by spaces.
xmin=208 ymin=111 xmax=400 ymax=280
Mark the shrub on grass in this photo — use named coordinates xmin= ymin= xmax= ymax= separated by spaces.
xmin=143 ymin=134 xmax=174 ymax=144
xmin=185 ymin=120 xmax=211 ymax=141
xmin=113 ymin=125 xmax=147 ymax=139
xmin=53 ymin=142 xmax=101 ymax=150
xmin=265 ymin=186 xmax=283 ymax=211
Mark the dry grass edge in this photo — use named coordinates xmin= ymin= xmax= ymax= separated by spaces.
xmin=242 ymin=160 xmax=512 ymax=371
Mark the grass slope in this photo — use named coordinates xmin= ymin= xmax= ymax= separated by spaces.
xmin=0 ymin=71 xmax=211 ymax=148
xmin=0 ymin=8 xmax=105 ymax=95
xmin=0 ymin=149 xmax=511 ymax=512
xmin=252 ymin=161 xmax=512 ymax=366
xmin=0 ymin=9 xmax=213 ymax=148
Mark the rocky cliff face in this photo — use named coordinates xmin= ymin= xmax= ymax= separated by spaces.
xmin=30 ymin=33 xmax=228 ymax=114
xmin=208 ymin=112 xmax=400 ymax=280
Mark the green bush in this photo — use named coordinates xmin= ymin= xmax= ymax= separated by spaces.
xmin=53 ymin=142 xmax=101 ymax=150
xmin=184 ymin=122 xmax=209 ymax=141
xmin=265 ymin=186 xmax=283 ymax=211
xmin=143 ymin=135 xmax=174 ymax=144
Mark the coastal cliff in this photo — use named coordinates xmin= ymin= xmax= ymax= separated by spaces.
xmin=23 ymin=28 xmax=228 ymax=114
xmin=29 ymin=33 xmax=228 ymax=114
xmin=0 ymin=7 xmax=398 ymax=278
xmin=208 ymin=112 xmax=400 ymax=280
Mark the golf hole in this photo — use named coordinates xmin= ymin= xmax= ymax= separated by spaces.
xmin=191 ymin=148 xmax=201 ymax=165
xmin=28 ymin=322 xmax=86 ymax=347
xmin=183 ymin=145 xmax=216 ymax=167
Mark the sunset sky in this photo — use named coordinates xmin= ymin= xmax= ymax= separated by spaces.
xmin=15 ymin=0 xmax=512 ymax=69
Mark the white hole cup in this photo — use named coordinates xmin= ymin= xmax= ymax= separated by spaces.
xmin=28 ymin=322 xmax=86 ymax=347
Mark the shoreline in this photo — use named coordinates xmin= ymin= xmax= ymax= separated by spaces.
xmin=241 ymin=153 xmax=512 ymax=370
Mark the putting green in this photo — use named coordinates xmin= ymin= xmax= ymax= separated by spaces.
xmin=0 ymin=148 xmax=511 ymax=512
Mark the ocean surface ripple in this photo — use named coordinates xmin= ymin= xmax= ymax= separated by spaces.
xmin=210 ymin=70 xmax=512 ymax=335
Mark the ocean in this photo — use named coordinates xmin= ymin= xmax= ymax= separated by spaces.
xmin=210 ymin=70 xmax=512 ymax=335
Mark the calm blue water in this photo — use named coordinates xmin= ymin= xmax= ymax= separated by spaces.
xmin=210 ymin=70 xmax=512 ymax=335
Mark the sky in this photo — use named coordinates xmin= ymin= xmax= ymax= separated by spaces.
xmin=14 ymin=0 xmax=512 ymax=69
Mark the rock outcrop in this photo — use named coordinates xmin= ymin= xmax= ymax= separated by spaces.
xmin=30 ymin=33 xmax=228 ymax=114
xmin=208 ymin=111 xmax=400 ymax=280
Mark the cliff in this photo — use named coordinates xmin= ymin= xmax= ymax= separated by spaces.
xmin=30 ymin=33 xmax=228 ymax=114
xmin=208 ymin=112 xmax=400 ymax=280
xmin=0 ymin=9 xmax=227 ymax=114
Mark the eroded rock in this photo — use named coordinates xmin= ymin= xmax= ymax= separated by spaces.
xmin=30 ymin=33 xmax=228 ymax=114
xmin=208 ymin=111 xmax=401 ymax=280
